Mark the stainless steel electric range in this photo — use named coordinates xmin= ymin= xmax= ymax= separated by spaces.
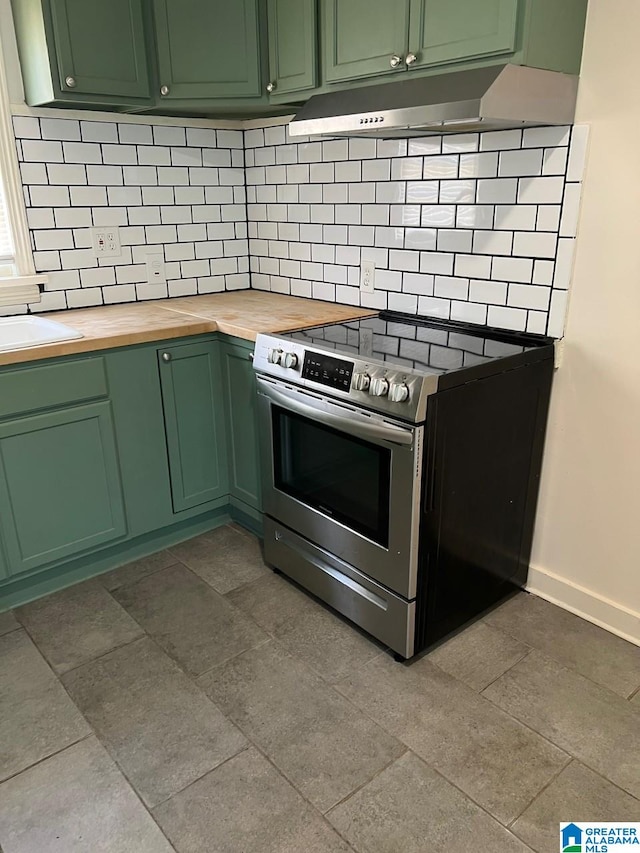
xmin=253 ymin=312 xmax=555 ymax=660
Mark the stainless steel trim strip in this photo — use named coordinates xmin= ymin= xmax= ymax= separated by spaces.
xmin=256 ymin=375 xmax=415 ymax=447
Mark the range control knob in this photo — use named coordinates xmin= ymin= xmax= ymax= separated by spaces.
xmin=267 ymin=348 xmax=282 ymax=365
xmin=389 ymin=382 xmax=410 ymax=403
xmin=352 ymin=372 xmax=371 ymax=392
xmin=282 ymin=351 xmax=298 ymax=369
xmin=369 ymin=377 xmax=390 ymax=397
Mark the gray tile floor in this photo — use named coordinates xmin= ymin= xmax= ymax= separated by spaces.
xmin=1 ymin=523 xmax=639 ymax=853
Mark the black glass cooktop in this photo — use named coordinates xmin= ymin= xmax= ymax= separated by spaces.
xmin=283 ymin=312 xmax=553 ymax=377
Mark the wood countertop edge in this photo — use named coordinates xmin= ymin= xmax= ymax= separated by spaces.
xmin=0 ymin=295 xmax=378 ymax=368
xmin=0 ymin=319 xmax=216 ymax=367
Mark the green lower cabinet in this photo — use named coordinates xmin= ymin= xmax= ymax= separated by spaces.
xmin=322 ymin=0 xmax=411 ymax=83
xmin=158 ymin=340 xmax=229 ymax=514
xmin=220 ymin=339 xmax=262 ymax=515
xmin=105 ymin=345 xmax=176 ymax=537
xmin=408 ymin=0 xmax=519 ymax=68
xmin=267 ymin=0 xmax=317 ymax=97
xmin=0 ymin=401 xmax=127 ymax=577
xmin=152 ymin=0 xmax=264 ymax=101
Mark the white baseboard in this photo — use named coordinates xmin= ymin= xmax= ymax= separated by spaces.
xmin=526 ymin=564 xmax=640 ymax=647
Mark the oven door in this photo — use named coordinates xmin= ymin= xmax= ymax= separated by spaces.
xmin=256 ymin=375 xmax=423 ymax=599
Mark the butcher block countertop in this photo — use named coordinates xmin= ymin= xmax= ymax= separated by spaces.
xmin=0 ymin=292 xmax=376 ymax=367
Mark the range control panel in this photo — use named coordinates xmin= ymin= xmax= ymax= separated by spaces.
xmin=302 ymin=352 xmax=353 ymax=391
xmin=252 ymin=333 xmax=436 ymax=423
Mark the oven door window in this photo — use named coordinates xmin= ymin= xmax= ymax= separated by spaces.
xmin=272 ymin=406 xmax=391 ymax=547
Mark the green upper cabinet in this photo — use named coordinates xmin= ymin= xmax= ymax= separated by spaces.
xmin=11 ymin=0 xmax=152 ymax=106
xmin=0 ymin=401 xmax=127 ymax=578
xmin=322 ymin=0 xmax=411 ymax=83
xmin=408 ymin=0 xmax=519 ymax=69
xmin=220 ymin=340 xmax=262 ymax=517
xmin=158 ymin=341 xmax=229 ymax=515
xmin=267 ymin=0 xmax=317 ymax=98
xmin=153 ymin=0 xmax=263 ymax=102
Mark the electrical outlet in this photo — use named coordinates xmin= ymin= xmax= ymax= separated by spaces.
xmin=145 ymin=251 xmax=166 ymax=284
xmin=91 ymin=227 xmax=121 ymax=259
xmin=360 ymin=259 xmax=375 ymax=294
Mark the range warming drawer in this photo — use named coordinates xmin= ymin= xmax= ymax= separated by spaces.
xmin=263 ymin=517 xmax=416 ymax=659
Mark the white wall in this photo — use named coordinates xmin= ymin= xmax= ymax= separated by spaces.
xmin=530 ymin=0 xmax=640 ymax=644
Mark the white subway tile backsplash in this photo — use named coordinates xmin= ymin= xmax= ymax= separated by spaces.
xmin=454 ymin=254 xmax=491 ymax=280
xmin=518 ymin=176 xmax=564 ymax=204
xmin=487 ymin=305 xmax=527 ymax=331
xmin=498 ymin=148 xmax=543 ymax=177
xmin=102 ymin=144 xmax=137 ymax=165
xmin=536 ymin=205 xmax=561 ymax=232
xmin=46 ymin=164 xmax=87 ymax=185
xmin=30 ymin=185 xmax=71 ymax=207
xmin=491 ymin=256 xmax=533 ymax=284
xmin=494 ymin=204 xmax=537 ymax=231
xmin=472 ymin=230 xmax=513 ymax=256
xmin=22 ymin=139 xmax=63 ymax=162
xmin=508 ymin=283 xmax=551 ymax=311
xmin=533 ymin=259 xmax=555 ymax=286
xmin=41 ymin=118 xmax=80 ymax=141
xmin=458 ymin=152 xmax=498 ymax=178
xmin=553 ymin=238 xmax=576 ymax=290
xmin=138 ymin=146 xmax=171 ymax=166
xmin=420 ymin=252 xmax=454 ymax=275
xmin=479 ymin=130 xmax=522 ymax=151
xmin=437 ymin=229 xmax=472 ymax=253
xmin=476 ymin=178 xmax=518 ymax=204
xmin=11 ymin=113 xmax=582 ymax=333
xmin=512 ymin=230 xmax=557 ymax=259
xmin=542 ymin=146 xmax=569 ymax=176
xmin=442 ymin=134 xmax=478 ymax=153
xmin=469 ymin=279 xmax=507 ymax=305
xmin=560 ymin=183 xmax=582 ymax=237
xmin=522 ymin=126 xmax=570 ymax=148
xmin=13 ymin=116 xmax=41 ymax=139
xmin=87 ymin=164 xmax=124 ymax=185
xmin=80 ymin=121 xmax=118 ymax=143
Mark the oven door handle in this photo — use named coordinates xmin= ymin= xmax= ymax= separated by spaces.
xmin=256 ymin=376 xmax=414 ymax=447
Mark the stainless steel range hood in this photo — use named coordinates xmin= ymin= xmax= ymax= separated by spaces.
xmin=288 ymin=64 xmax=578 ymax=138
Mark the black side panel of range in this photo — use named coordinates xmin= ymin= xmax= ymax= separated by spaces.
xmin=414 ymin=356 xmax=553 ymax=653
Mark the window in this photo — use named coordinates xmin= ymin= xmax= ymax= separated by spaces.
xmin=0 ymin=43 xmax=44 ymax=305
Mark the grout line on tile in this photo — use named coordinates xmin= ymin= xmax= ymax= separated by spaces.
xmin=0 ymin=733 xmax=94 ymax=787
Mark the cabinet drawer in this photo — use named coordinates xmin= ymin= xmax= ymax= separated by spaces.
xmin=0 ymin=357 xmax=108 ymax=419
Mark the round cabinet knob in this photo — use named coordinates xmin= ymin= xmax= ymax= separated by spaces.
xmin=161 ymin=352 xmax=172 ymax=363
xmin=266 ymin=81 xmax=276 ymax=93
xmin=282 ymin=352 xmax=298 ymax=369
xmin=389 ymin=382 xmax=410 ymax=403
xmin=160 ymin=85 xmax=170 ymax=96
xmin=65 ymin=76 xmax=77 ymax=88
xmin=352 ymin=372 xmax=371 ymax=392
xmin=389 ymin=54 xmax=403 ymax=68
xmin=405 ymin=52 xmax=417 ymax=66
xmin=267 ymin=348 xmax=282 ymax=365
xmin=369 ymin=377 xmax=390 ymax=397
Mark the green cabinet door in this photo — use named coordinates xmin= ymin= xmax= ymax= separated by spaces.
xmin=0 ymin=402 xmax=127 ymax=577
xmin=220 ymin=341 xmax=262 ymax=514
xmin=322 ymin=0 xmax=411 ymax=83
xmin=158 ymin=341 xmax=229 ymax=514
xmin=408 ymin=0 xmax=519 ymax=68
xmin=48 ymin=0 xmax=151 ymax=98
xmin=153 ymin=0 xmax=262 ymax=101
xmin=267 ymin=0 xmax=317 ymax=96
